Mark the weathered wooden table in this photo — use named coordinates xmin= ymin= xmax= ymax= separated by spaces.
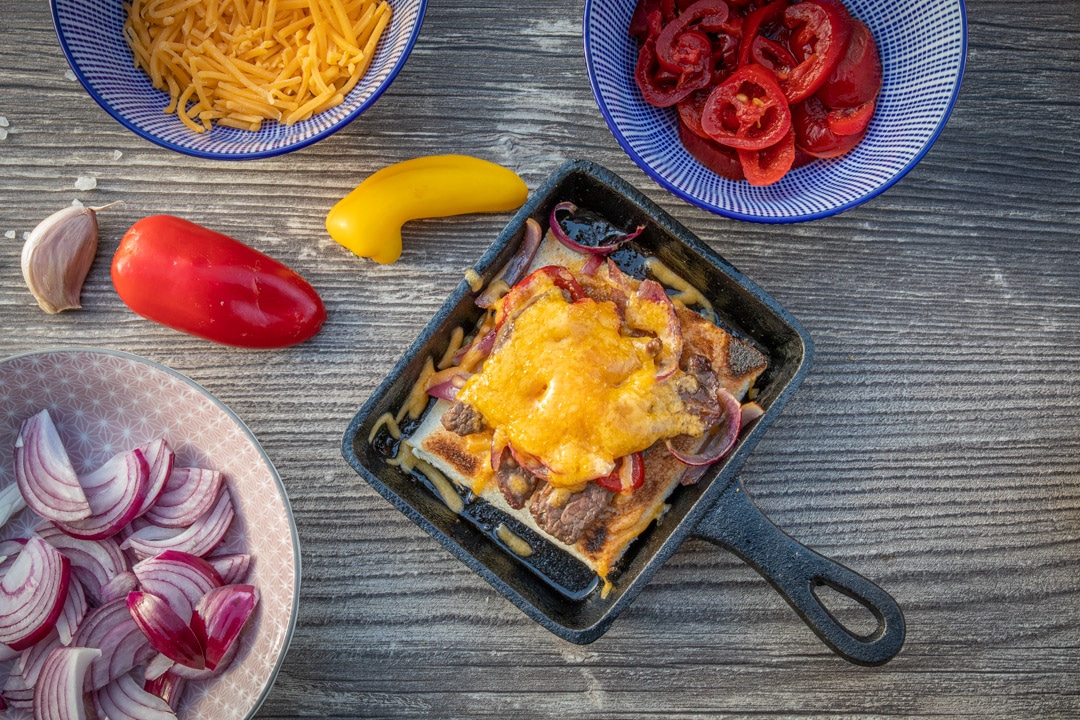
xmin=2 ymin=0 xmax=1079 ymax=717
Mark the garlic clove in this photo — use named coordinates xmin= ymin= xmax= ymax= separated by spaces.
xmin=20 ymin=203 xmax=117 ymax=314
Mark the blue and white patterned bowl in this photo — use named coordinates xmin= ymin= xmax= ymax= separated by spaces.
xmin=50 ymin=0 xmax=426 ymax=159
xmin=584 ymin=0 xmax=967 ymax=222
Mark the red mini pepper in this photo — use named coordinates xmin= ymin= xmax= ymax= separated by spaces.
xmin=112 ymin=215 xmax=326 ymax=348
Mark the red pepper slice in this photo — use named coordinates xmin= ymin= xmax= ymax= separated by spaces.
xmin=700 ymin=63 xmax=792 ymax=150
xmin=594 ymin=453 xmax=645 ymax=493
xmin=655 ymin=0 xmax=730 ymax=74
xmin=781 ymin=0 xmax=852 ymax=104
xmin=112 ymin=216 xmax=325 ymax=348
xmin=678 ymin=119 xmax=745 ymax=180
xmin=792 ymin=95 xmax=865 ymax=158
xmin=676 ymin=88 xmax=711 ymax=138
xmin=738 ymin=0 xmax=788 ymax=67
xmin=737 ymin=126 xmax=795 ymax=186
xmin=751 ymin=35 xmax=797 ymax=81
xmin=635 ymin=39 xmax=713 ymax=107
xmin=629 ymin=0 xmax=663 ymax=41
xmin=495 ymin=265 xmax=585 ymax=328
xmin=815 ymin=19 xmax=882 ymax=109
xmin=827 ymin=99 xmax=875 ymax=136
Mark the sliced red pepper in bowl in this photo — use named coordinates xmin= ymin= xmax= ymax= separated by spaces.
xmin=737 ymin=0 xmax=788 ymax=67
xmin=815 ymin=18 xmax=882 ymax=109
xmin=781 ymin=0 xmax=852 ymax=104
xmin=678 ymin=119 xmax=745 ymax=181
xmin=737 ymin=126 xmax=795 ymax=186
xmin=635 ymin=39 xmax=713 ymax=107
xmin=793 ymin=95 xmax=866 ymax=158
xmin=700 ymin=63 xmax=792 ymax=150
xmin=827 ymin=99 xmax=875 ymax=137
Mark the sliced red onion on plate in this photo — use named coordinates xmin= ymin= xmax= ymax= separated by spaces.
xmin=71 ymin=598 xmax=154 ymax=692
xmin=0 ymin=537 xmax=71 ymax=651
xmin=0 ymin=538 xmax=28 ymax=578
xmin=32 ymin=645 xmax=101 ymax=720
xmin=122 ymin=489 xmax=234 ymax=560
xmin=0 ymin=484 xmax=27 ymax=530
xmin=143 ymin=669 xmax=185 ymax=711
xmin=144 ymin=467 xmax=223 ymax=529
xmin=36 ymin=521 xmax=127 ymax=606
xmin=99 ymin=571 xmax=139 ymax=605
xmin=3 ymin=629 xmax=62 ymax=708
xmin=143 ymin=652 xmax=174 ymax=682
xmin=127 ymin=591 xmax=204 ymax=670
xmin=476 ymin=217 xmax=543 ymax=309
xmin=132 ymin=439 xmax=175 ymax=519
xmin=133 ymin=550 xmax=223 ymax=623
xmin=54 ymin=448 xmax=150 ymax=541
xmin=191 ymin=584 xmax=259 ymax=671
xmin=207 ymin=553 xmax=251 ymax=585
xmin=14 ymin=410 xmax=91 ymax=523
xmin=94 ymin=671 xmax=178 ymax=720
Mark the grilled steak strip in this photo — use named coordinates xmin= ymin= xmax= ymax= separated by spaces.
xmin=496 ymin=453 xmax=538 ymax=510
xmin=441 ymin=400 xmax=487 ymax=436
xmin=529 ymin=481 xmax=614 ymax=545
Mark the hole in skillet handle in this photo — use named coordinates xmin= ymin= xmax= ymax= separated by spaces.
xmin=692 ymin=479 xmax=906 ymax=666
xmin=341 ymin=158 xmax=816 ymax=644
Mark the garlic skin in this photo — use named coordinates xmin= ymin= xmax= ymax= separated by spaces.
xmin=20 ymin=205 xmax=104 ymax=314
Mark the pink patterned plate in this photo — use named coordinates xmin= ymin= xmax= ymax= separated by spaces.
xmin=0 ymin=348 xmax=299 ymax=720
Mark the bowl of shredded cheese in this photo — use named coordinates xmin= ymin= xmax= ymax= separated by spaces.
xmin=50 ymin=0 xmax=426 ymax=159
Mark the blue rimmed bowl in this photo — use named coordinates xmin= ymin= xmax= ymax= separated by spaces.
xmin=584 ymin=0 xmax=967 ymax=222
xmin=50 ymin=0 xmax=426 ymax=159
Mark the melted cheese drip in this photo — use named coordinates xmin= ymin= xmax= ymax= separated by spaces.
xmin=459 ymin=291 xmax=704 ymax=488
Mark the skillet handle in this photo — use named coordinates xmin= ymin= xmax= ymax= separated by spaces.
xmin=691 ymin=478 xmax=905 ymax=666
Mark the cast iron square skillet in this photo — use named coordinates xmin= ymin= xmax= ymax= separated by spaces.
xmin=342 ymin=160 xmax=905 ymax=665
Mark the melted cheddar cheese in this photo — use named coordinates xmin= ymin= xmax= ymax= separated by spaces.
xmin=459 ymin=290 xmax=704 ymax=489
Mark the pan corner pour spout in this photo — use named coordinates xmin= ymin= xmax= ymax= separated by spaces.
xmin=692 ymin=477 xmax=906 ymax=666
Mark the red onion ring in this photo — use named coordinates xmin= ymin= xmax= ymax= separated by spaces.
xmin=665 ymin=388 xmax=743 ymax=467
xmin=0 ymin=537 xmax=71 ymax=651
xmin=144 ymin=467 xmax=224 ymax=529
xmin=476 ymin=217 xmax=543 ymax=308
xmin=14 ymin=410 xmax=91 ymax=523
xmin=549 ymin=201 xmax=644 ymax=255
xmin=55 ymin=448 xmax=150 ymax=541
xmin=32 ymin=646 xmax=101 ymax=720
xmin=126 ymin=591 xmax=204 ymax=670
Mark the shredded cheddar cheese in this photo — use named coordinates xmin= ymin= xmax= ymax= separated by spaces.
xmin=123 ymin=0 xmax=392 ymax=133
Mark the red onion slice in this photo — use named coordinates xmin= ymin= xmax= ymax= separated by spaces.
xmin=0 ymin=537 xmax=71 ymax=651
xmin=476 ymin=217 xmax=543 ymax=308
xmin=127 ymin=591 xmax=204 ymax=670
xmin=143 ymin=652 xmax=174 ymax=682
xmin=549 ymin=201 xmax=643 ymax=256
xmin=35 ymin=521 xmax=128 ymax=606
xmin=665 ymin=388 xmax=743 ymax=467
xmin=56 ymin=575 xmax=88 ymax=645
xmin=0 ymin=483 xmax=27 ymax=530
xmin=94 ymin=672 xmax=177 ymax=720
xmin=425 ymin=366 xmax=472 ymax=402
xmin=0 ymin=538 xmax=28 ymax=578
xmin=14 ymin=410 xmax=91 ymax=523
xmin=133 ymin=550 xmax=223 ymax=624
xmin=54 ymin=448 xmax=150 ymax=541
xmin=191 ymin=584 xmax=259 ymax=671
xmin=32 ymin=645 xmax=101 ymax=720
xmin=207 ymin=553 xmax=252 ymax=585
xmin=132 ymin=439 xmax=175 ymax=519
xmin=3 ymin=629 xmax=62 ymax=708
xmin=71 ymin=598 xmax=153 ymax=692
xmin=166 ymin=639 xmax=238 ymax=680
xmin=121 ymin=488 xmax=234 ymax=560
xmin=741 ymin=401 xmax=765 ymax=425
xmin=99 ymin=571 xmax=139 ymax=605
xmin=144 ymin=467 xmax=223 ymax=529
xmin=143 ymin=669 xmax=185 ymax=711
xmin=581 ymin=254 xmax=604 ymax=277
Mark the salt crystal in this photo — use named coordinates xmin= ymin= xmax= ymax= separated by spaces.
xmin=74 ymin=176 xmax=97 ymax=191
xmin=0 ymin=117 xmax=8 ymax=127
xmin=4 ymin=230 xmax=15 ymax=240
xmin=64 ymin=69 xmax=77 ymax=81
xmin=22 ymin=232 xmax=31 ymax=241
xmin=71 ymin=198 xmax=84 ymax=208
xmin=112 ymin=150 xmax=123 ymax=161
xmin=0 ymin=129 xmax=7 ymax=142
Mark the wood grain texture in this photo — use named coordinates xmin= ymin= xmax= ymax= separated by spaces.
xmin=2 ymin=0 xmax=1080 ymax=717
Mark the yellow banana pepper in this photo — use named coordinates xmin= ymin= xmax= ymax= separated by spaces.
xmin=326 ymin=155 xmax=529 ymax=264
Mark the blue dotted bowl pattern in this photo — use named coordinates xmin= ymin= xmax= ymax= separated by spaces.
xmin=50 ymin=0 xmax=426 ymax=159
xmin=584 ymin=0 xmax=967 ymax=222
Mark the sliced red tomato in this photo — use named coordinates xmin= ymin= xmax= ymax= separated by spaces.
xmin=678 ymin=119 xmax=745 ymax=180
xmin=594 ymin=453 xmax=645 ymax=493
xmin=635 ymin=39 xmax=713 ymax=107
xmin=700 ymin=63 xmax=791 ymax=150
xmin=737 ymin=0 xmax=788 ymax=67
xmin=781 ymin=0 xmax=852 ymax=104
xmin=792 ymin=95 xmax=866 ymax=158
xmin=737 ymin=126 xmax=795 ymax=186
xmin=827 ymin=99 xmax=874 ymax=136
xmin=815 ymin=19 xmax=882 ymax=108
